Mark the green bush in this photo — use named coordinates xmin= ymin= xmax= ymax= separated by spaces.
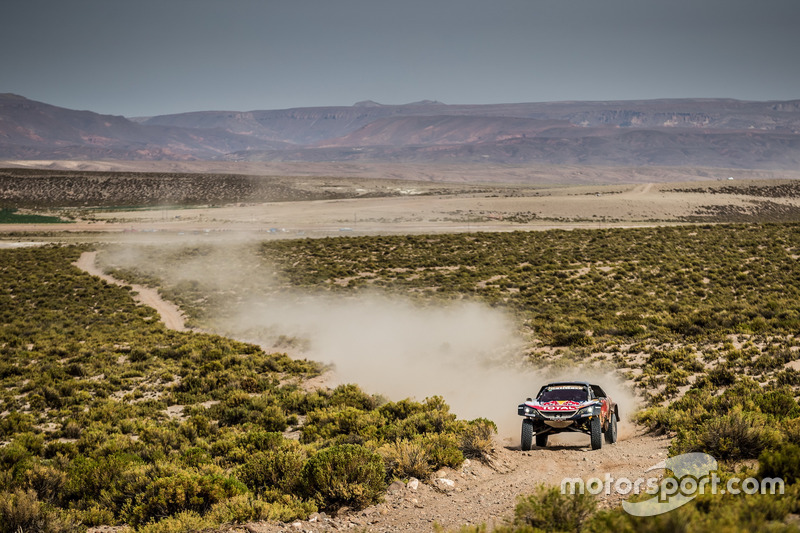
xmin=0 ymin=412 xmax=34 ymax=437
xmin=782 ymin=417 xmax=800 ymax=444
xmin=380 ymin=438 xmax=432 ymax=480
xmin=136 ymin=510 xmax=210 ymax=533
xmin=680 ymin=409 xmax=780 ymax=461
xmin=24 ymin=462 xmax=67 ymax=504
xmin=460 ymin=418 xmax=496 ymax=462
xmin=394 ymin=396 xmax=459 ymax=438
xmin=513 ymin=484 xmax=596 ymax=532
xmin=123 ymin=465 xmax=247 ymax=527
xmin=420 ymin=433 xmax=464 ymax=470
xmin=207 ymin=493 xmax=315 ymax=524
xmin=0 ymin=488 xmax=79 ymax=533
xmin=301 ymin=406 xmax=384 ymax=443
xmin=586 ymin=488 xmax=800 ymax=533
xmin=759 ymin=443 xmax=800 ymax=484
xmin=237 ymin=440 xmax=308 ymax=494
xmin=301 ymin=444 xmax=386 ymax=513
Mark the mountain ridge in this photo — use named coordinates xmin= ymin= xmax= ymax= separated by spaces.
xmin=2 ymin=93 xmax=800 ymax=168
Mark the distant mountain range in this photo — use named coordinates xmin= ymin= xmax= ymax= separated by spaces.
xmin=2 ymin=93 xmax=800 ymax=168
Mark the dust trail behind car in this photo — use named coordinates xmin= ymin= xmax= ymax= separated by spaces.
xmin=98 ymin=239 xmax=638 ymax=441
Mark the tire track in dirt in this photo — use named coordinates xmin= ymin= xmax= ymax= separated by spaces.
xmin=74 ymin=250 xmax=188 ymax=332
xmin=234 ymin=426 xmax=671 ymax=532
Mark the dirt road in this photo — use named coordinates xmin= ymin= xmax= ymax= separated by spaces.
xmin=73 ymin=251 xmax=188 ymax=331
xmin=236 ymin=427 xmax=671 ymax=532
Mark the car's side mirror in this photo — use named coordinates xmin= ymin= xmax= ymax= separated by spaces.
xmin=526 ymin=398 xmax=532 ymax=402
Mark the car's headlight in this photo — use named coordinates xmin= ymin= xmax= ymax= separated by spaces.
xmin=523 ymin=405 xmax=543 ymax=417
xmin=578 ymin=404 xmax=601 ymax=417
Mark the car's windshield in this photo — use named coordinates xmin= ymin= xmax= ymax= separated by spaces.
xmin=538 ymin=387 xmax=588 ymax=403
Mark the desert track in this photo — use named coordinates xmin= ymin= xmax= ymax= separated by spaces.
xmin=74 ymin=251 xmax=188 ymax=331
xmin=231 ymin=428 xmax=670 ymax=532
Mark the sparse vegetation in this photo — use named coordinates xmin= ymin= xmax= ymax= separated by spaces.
xmin=0 ymin=246 xmax=496 ymax=530
xmin=443 ymin=483 xmax=800 ymax=533
xmin=6 ymin=216 xmax=800 ymax=530
xmin=88 ymin=223 xmax=800 ymax=530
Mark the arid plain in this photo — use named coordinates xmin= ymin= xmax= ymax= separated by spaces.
xmin=3 ymin=161 xmax=800 ymax=240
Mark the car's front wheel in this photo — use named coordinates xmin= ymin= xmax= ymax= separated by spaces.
xmin=590 ymin=417 xmax=603 ymax=450
xmin=605 ymin=412 xmax=618 ymax=444
xmin=521 ymin=419 xmax=534 ymax=451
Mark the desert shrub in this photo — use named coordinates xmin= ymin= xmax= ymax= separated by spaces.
xmin=758 ymin=443 xmax=800 ymax=484
xmin=513 ymin=484 xmax=596 ymax=532
xmin=707 ymin=367 xmax=737 ymax=387
xmin=237 ymin=440 xmax=308 ymax=494
xmin=552 ymin=330 xmax=595 ymax=347
xmin=782 ymin=417 xmax=800 ymax=444
xmin=420 ymin=433 xmax=464 ymax=469
xmin=207 ymin=492 xmax=315 ymax=524
xmin=256 ymin=405 xmax=290 ymax=432
xmin=215 ymin=393 xmax=288 ymax=432
xmin=206 ymin=494 xmax=274 ymax=523
xmin=72 ymin=504 xmax=116 ymax=528
xmin=329 ymin=383 xmax=381 ymax=410
xmin=42 ymin=440 xmax=78 ymax=461
xmin=677 ymin=409 xmax=780 ymax=461
xmin=301 ymin=444 xmax=386 ymax=513
xmin=60 ymin=419 xmax=82 ymax=440
xmin=0 ymin=411 xmax=34 ymax=437
xmin=301 ymin=406 xmax=384 ymax=443
xmin=393 ymin=397 xmax=459 ymax=438
xmin=378 ymin=398 xmax=426 ymax=421
xmin=380 ymin=438 xmax=432 ymax=479
xmin=586 ymin=488 xmax=799 ymax=533
xmin=0 ymin=488 xmax=79 ymax=533
xmin=460 ymin=418 xmax=496 ymax=462
xmin=775 ymin=368 xmax=800 ymax=387
xmin=122 ymin=464 xmax=247 ymax=527
xmin=753 ymin=389 xmax=800 ymax=418
xmin=136 ymin=510 xmax=211 ymax=533
xmin=180 ymin=447 xmax=212 ymax=468
xmin=380 ymin=430 xmax=466 ymax=480
xmin=24 ymin=462 xmax=67 ymax=504
xmin=634 ymin=405 xmax=701 ymax=436
xmin=231 ymin=430 xmax=284 ymax=455
xmin=0 ymin=440 xmax=36 ymax=487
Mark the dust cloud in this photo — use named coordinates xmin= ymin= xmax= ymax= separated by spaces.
xmin=99 ymin=240 xmax=638 ymax=443
xmin=225 ymin=291 xmax=531 ymax=436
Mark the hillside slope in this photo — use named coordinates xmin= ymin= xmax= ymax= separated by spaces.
xmin=0 ymin=94 xmax=281 ymax=159
xmin=3 ymin=94 xmax=800 ymax=168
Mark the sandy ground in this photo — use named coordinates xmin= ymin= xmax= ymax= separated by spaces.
xmin=5 ymin=179 xmax=798 ymax=242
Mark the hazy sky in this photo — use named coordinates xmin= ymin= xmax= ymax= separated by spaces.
xmin=3 ymin=0 xmax=799 ymax=117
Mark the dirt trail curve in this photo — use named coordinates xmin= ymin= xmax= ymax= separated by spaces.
xmin=73 ymin=251 xmax=188 ymax=332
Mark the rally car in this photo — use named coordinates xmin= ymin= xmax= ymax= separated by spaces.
xmin=517 ymin=381 xmax=618 ymax=451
